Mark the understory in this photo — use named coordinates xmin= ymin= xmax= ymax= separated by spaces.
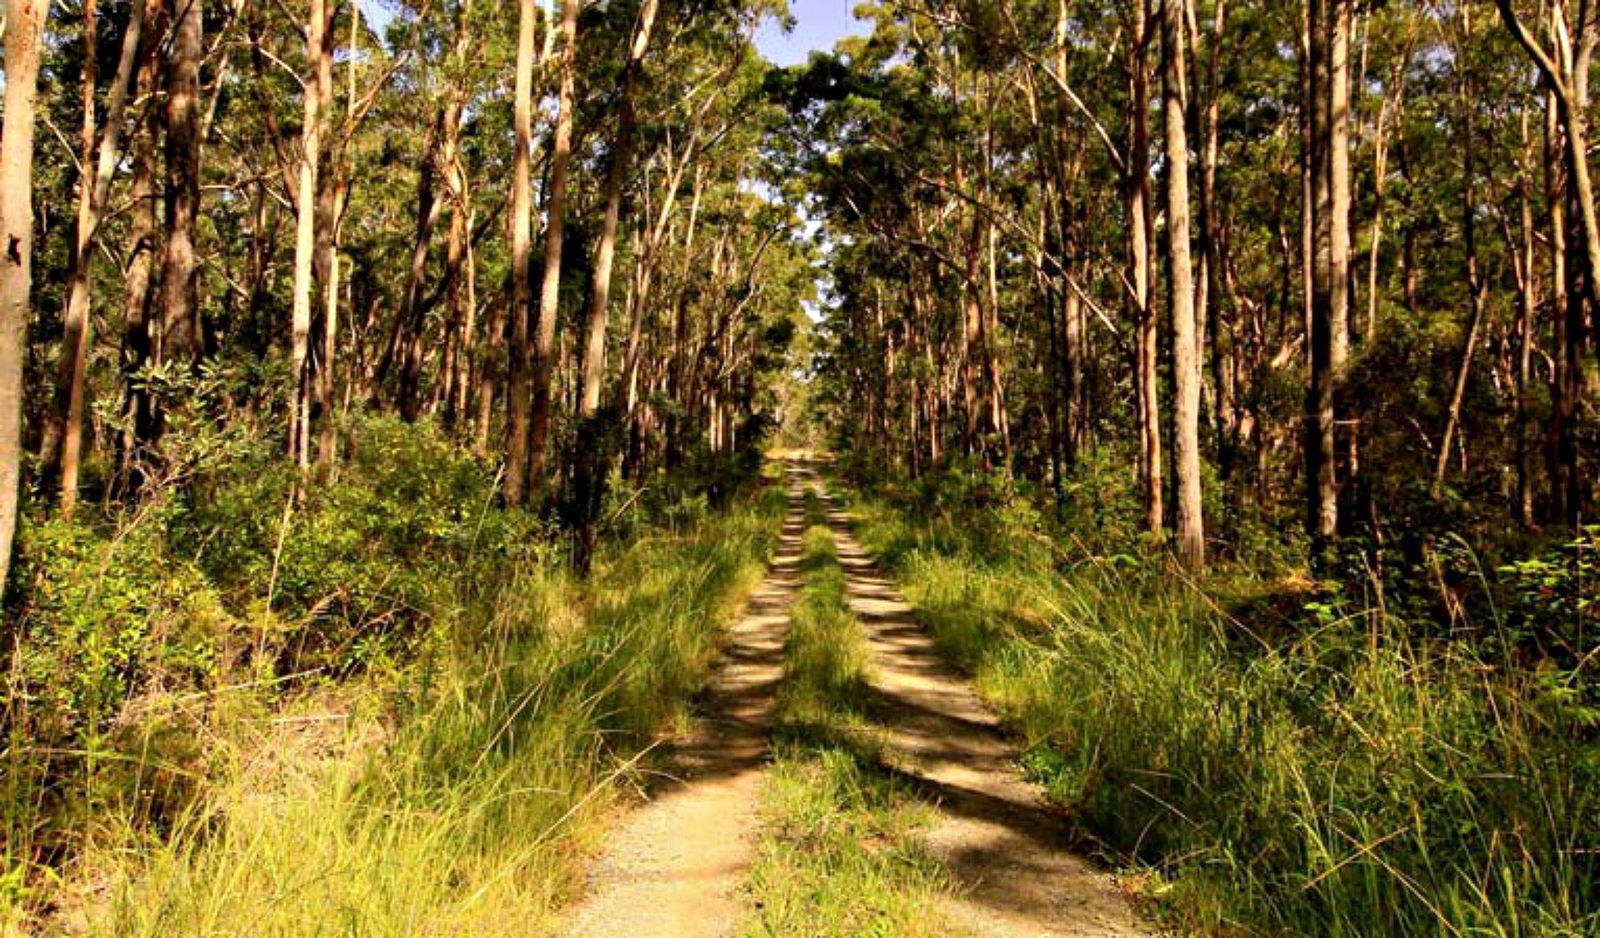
xmin=833 ymin=473 xmax=1598 ymax=938
xmin=3 ymin=419 xmax=781 ymax=935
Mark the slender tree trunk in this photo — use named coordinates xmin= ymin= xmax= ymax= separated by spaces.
xmin=290 ymin=0 xmax=330 ymax=469
xmin=1515 ymin=112 xmax=1538 ymax=525
xmin=1195 ymin=0 xmax=1233 ymax=488
xmin=158 ymin=0 xmax=204 ymax=416
xmin=1305 ymin=0 xmax=1340 ymax=567
xmin=1328 ymin=0 xmax=1353 ymax=524
xmin=0 ymin=0 xmax=47 ymax=597
xmin=475 ymin=270 xmax=505 ymax=455
xmin=46 ymin=0 xmax=147 ymax=515
xmin=504 ymin=0 xmax=539 ymax=506
xmin=1129 ymin=0 xmax=1163 ymax=537
xmin=1163 ymin=0 xmax=1204 ymax=569
xmin=313 ymin=1 xmax=347 ymax=470
xmin=1364 ymin=45 xmax=1410 ymax=344
xmin=1434 ymin=39 xmax=1485 ymax=497
xmin=390 ymin=126 xmax=444 ymax=421
xmin=526 ymin=0 xmax=581 ymax=495
xmin=1544 ymin=90 xmax=1573 ymax=524
xmin=119 ymin=36 xmax=163 ymax=494
xmin=442 ymin=174 xmax=469 ymax=427
xmin=580 ymin=0 xmax=659 ymax=417
xmin=572 ymin=0 xmax=660 ymax=573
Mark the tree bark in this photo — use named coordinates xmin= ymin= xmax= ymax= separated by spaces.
xmin=526 ymin=0 xmax=581 ymax=496
xmin=1434 ymin=31 xmax=1485 ymax=497
xmin=580 ymin=0 xmax=660 ymax=417
xmin=45 ymin=0 xmax=146 ymax=515
xmin=572 ymin=0 xmax=661 ymax=573
xmin=503 ymin=0 xmax=540 ymax=506
xmin=119 ymin=31 xmax=163 ymax=494
xmin=158 ymin=0 xmax=204 ymax=410
xmin=1163 ymin=0 xmax=1204 ymax=569
xmin=0 ymin=0 xmax=47 ymax=598
xmin=1544 ymin=89 xmax=1574 ymax=524
xmin=311 ymin=1 xmax=342 ymax=469
xmin=1129 ymin=0 xmax=1163 ymax=538
xmin=1304 ymin=0 xmax=1342 ymax=567
xmin=289 ymin=0 xmax=332 ymax=468
xmin=1514 ymin=110 xmax=1537 ymax=525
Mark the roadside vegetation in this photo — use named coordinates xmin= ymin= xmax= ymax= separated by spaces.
xmin=831 ymin=472 xmax=1598 ymax=938
xmin=3 ymin=417 xmax=781 ymax=935
xmin=741 ymin=493 xmax=956 ymax=938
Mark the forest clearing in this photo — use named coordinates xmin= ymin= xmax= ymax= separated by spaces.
xmin=0 ymin=0 xmax=1596 ymax=935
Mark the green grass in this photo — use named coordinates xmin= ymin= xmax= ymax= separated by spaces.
xmin=47 ymin=487 xmax=785 ymax=937
xmin=740 ymin=523 xmax=958 ymax=938
xmin=837 ymin=485 xmax=1600 ymax=938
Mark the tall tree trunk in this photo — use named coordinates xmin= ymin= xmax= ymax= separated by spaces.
xmin=579 ymin=0 xmax=659 ymax=417
xmin=441 ymin=0 xmax=473 ymax=431
xmin=1544 ymin=89 xmax=1574 ymax=524
xmin=526 ymin=0 xmax=581 ymax=495
xmin=1195 ymin=0 xmax=1233 ymax=489
xmin=389 ymin=123 xmax=444 ymax=421
xmin=157 ymin=0 xmax=204 ymax=425
xmin=289 ymin=0 xmax=331 ymax=469
xmin=0 ymin=0 xmax=47 ymax=598
xmin=1304 ymin=0 xmax=1341 ymax=567
xmin=1434 ymin=30 xmax=1485 ymax=497
xmin=1515 ymin=111 xmax=1538 ymax=525
xmin=46 ymin=0 xmax=146 ymax=515
xmin=572 ymin=0 xmax=660 ymax=573
xmin=313 ymin=0 xmax=346 ymax=470
xmin=1129 ymin=0 xmax=1163 ymax=537
xmin=1328 ymin=0 xmax=1353 ymax=524
xmin=503 ymin=0 xmax=540 ymax=506
xmin=1163 ymin=0 xmax=1204 ymax=569
xmin=119 ymin=34 xmax=163 ymax=494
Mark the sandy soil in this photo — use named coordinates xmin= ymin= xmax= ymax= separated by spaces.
xmin=826 ymin=498 xmax=1152 ymax=938
xmin=560 ymin=471 xmax=1149 ymax=938
xmin=558 ymin=477 xmax=805 ymax=938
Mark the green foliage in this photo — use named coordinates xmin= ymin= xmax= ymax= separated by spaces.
xmin=5 ymin=518 xmax=230 ymax=881
xmin=15 ymin=466 xmax=781 ymax=935
xmin=166 ymin=416 xmax=537 ymax=672
xmin=846 ymin=478 xmax=1600 ymax=938
xmin=745 ymin=515 xmax=951 ymax=938
xmin=3 ymin=419 xmax=784 ymax=931
xmin=1499 ymin=527 xmax=1599 ymax=670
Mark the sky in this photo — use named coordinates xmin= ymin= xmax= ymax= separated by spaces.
xmin=754 ymin=0 xmax=868 ymax=67
xmin=360 ymin=1 xmax=866 ymax=65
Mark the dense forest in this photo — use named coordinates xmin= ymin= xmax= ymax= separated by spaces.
xmin=0 ymin=0 xmax=1595 ymax=935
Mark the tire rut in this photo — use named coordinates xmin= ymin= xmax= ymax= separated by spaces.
xmin=559 ymin=473 xmax=807 ymax=938
xmin=823 ymin=493 xmax=1152 ymax=938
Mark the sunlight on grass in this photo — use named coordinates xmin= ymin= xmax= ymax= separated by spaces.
xmin=843 ymin=487 xmax=1599 ymax=938
xmin=63 ymin=491 xmax=784 ymax=937
xmin=740 ymin=523 xmax=959 ymax=938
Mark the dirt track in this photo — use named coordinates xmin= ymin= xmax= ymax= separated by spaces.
xmin=561 ymin=469 xmax=1148 ymax=938
xmin=559 ymin=477 xmax=804 ymax=938
xmin=827 ymin=495 xmax=1149 ymax=937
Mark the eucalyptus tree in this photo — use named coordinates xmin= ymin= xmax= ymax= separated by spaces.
xmin=0 ymin=0 xmax=48 ymax=596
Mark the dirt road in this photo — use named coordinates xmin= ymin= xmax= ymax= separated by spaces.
xmin=562 ymin=471 xmax=1147 ymax=938
xmin=560 ymin=478 xmax=805 ymax=938
xmin=826 ymin=495 xmax=1150 ymax=938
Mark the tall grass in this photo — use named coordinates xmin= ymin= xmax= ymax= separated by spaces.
xmin=842 ymin=490 xmax=1599 ymax=938
xmin=47 ymin=487 xmax=783 ymax=936
xmin=742 ymin=520 xmax=954 ymax=938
